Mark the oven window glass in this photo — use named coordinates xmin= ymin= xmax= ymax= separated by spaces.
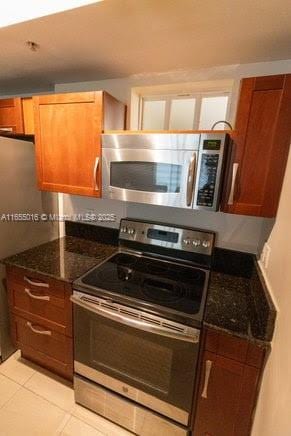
xmin=110 ymin=161 xmax=182 ymax=193
xmin=92 ymin=324 xmax=173 ymax=394
xmin=75 ymin=305 xmax=199 ymax=412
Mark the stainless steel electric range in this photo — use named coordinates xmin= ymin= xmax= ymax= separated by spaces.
xmin=72 ymin=219 xmax=215 ymax=436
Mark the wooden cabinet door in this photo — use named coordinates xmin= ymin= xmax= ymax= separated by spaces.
xmin=194 ymin=351 xmax=244 ymax=436
xmin=0 ymin=98 xmax=24 ymax=133
xmin=222 ymin=74 xmax=291 ymax=217
xmin=34 ymin=91 xmax=103 ymax=197
xmin=194 ymin=351 xmax=260 ymax=436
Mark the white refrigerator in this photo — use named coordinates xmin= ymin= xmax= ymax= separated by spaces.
xmin=0 ymin=136 xmax=59 ymax=361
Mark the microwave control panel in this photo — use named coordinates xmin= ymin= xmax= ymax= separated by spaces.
xmin=193 ymin=134 xmax=228 ymax=211
xmin=196 ymin=153 xmax=220 ymax=207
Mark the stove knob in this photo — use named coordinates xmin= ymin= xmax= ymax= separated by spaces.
xmin=183 ymin=238 xmax=191 ymax=245
xmin=192 ymin=239 xmax=201 ymax=247
xmin=202 ymin=240 xmax=211 ymax=248
xmin=128 ymin=228 xmax=135 ymax=235
xmin=121 ymin=226 xmax=127 ymax=233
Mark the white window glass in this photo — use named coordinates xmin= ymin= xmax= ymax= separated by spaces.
xmin=199 ymin=96 xmax=229 ymax=130
xmin=142 ymin=100 xmax=166 ymax=130
xmin=169 ymin=98 xmax=196 ymax=130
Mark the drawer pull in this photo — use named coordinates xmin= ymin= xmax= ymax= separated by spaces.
xmin=25 ymin=288 xmax=50 ymax=301
xmin=24 ymin=276 xmax=49 ymax=288
xmin=26 ymin=321 xmax=52 ymax=336
xmin=201 ymin=360 xmax=213 ymax=399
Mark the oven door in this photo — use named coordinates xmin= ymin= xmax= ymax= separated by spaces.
xmin=72 ymin=292 xmax=200 ymax=426
xmin=102 ymin=148 xmax=198 ymax=208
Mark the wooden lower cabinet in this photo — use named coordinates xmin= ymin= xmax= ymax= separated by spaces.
xmin=193 ymin=329 xmax=267 ymax=436
xmin=7 ymin=266 xmax=73 ymax=381
xmin=11 ymin=315 xmax=73 ymax=380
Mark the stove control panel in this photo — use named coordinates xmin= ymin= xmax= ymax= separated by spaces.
xmin=119 ymin=219 xmax=215 ymax=256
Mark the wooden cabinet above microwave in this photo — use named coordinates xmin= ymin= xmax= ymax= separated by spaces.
xmin=222 ymin=74 xmax=291 ymax=218
xmin=33 ymin=91 xmax=126 ymax=197
xmin=0 ymin=97 xmax=34 ymax=134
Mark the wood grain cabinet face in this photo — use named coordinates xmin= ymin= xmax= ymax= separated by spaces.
xmin=194 ymin=352 xmax=245 ymax=436
xmin=7 ymin=266 xmax=73 ymax=380
xmin=0 ymin=97 xmax=35 ymax=134
xmin=222 ymin=74 xmax=291 ymax=217
xmin=0 ymin=98 xmax=24 ymax=133
xmin=33 ymin=91 xmax=126 ymax=197
xmin=193 ymin=329 xmax=266 ymax=436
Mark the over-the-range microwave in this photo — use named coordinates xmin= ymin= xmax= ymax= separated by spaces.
xmin=101 ymin=132 xmax=230 ymax=211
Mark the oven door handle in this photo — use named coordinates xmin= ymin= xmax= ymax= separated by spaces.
xmin=186 ymin=153 xmax=197 ymax=207
xmin=71 ymin=295 xmax=199 ymax=343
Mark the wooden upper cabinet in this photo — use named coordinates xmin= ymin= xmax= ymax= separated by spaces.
xmin=0 ymin=98 xmax=24 ymax=133
xmin=0 ymin=97 xmax=35 ymax=134
xmin=33 ymin=91 xmax=126 ymax=197
xmin=222 ymin=74 xmax=291 ymax=217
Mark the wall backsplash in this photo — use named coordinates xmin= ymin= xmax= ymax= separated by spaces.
xmin=63 ymin=194 xmax=273 ymax=254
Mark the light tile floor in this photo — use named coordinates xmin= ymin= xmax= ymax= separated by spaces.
xmin=0 ymin=351 xmax=133 ymax=436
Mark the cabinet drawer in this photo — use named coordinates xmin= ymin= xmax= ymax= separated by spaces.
xmin=11 ymin=314 xmax=73 ymax=380
xmin=7 ymin=279 xmax=72 ymax=336
xmin=7 ymin=266 xmax=65 ymax=294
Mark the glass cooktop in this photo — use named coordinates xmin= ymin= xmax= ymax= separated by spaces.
xmin=78 ymin=252 xmax=207 ymax=315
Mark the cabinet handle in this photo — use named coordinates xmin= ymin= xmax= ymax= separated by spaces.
xmin=93 ymin=157 xmax=100 ymax=191
xmin=26 ymin=322 xmax=52 ymax=336
xmin=227 ymin=163 xmax=239 ymax=205
xmin=201 ymin=360 xmax=213 ymax=399
xmin=24 ymin=288 xmax=50 ymax=301
xmin=24 ymin=276 xmax=49 ymax=288
xmin=186 ymin=153 xmax=197 ymax=207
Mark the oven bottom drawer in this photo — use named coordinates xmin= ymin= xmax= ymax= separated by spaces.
xmin=74 ymin=375 xmax=189 ymax=436
xmin=75 ymin=360 xmax=189 ymax=425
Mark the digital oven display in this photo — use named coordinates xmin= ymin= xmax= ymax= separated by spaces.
xmin=203 ymin=139 xmax=221 ymax=150
xmin=147 ymin=229 xmax=179 ymax=243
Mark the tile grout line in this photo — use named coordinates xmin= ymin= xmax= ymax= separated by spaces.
xmin=71 ymin=411 xmax=110 ymax=436
xmin=22 ymin=383 xmax=75 ymax=414
xmin=0 ymin=378 xmax=22 ymax=410
xmin=0 ymin=370 xmax=26 ymax=387
xmin=54 ymin=412 xmax=72 ymax=435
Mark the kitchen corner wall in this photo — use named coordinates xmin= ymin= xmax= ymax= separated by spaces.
xmin=57 ymin=59 xmax=291 ymax=255
xmin=252 ymin=147 xmax=291 ymax=436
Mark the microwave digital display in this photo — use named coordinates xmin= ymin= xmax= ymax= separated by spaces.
xmin=203 ymin=139 xmax=221 ymax=150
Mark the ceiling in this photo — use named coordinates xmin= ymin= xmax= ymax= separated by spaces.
xmin=0 ymin=0 xmax=291 ymax=92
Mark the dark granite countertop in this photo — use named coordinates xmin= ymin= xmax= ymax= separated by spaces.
xmin=2 ymin=227 xmax=276 ymax=345
xmin=206 ymin=263 xmax=276 ymax=345
xmin=3 ymin=236 xmax=117 ymax=283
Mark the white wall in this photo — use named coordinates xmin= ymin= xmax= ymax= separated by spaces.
xmin=252 ymin=147 xmax=291 ymax=436
xmin=58 ymin=59 xmax=291 ymax=254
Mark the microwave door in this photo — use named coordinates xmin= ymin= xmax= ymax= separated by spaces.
xmin=102 ymin=149 xmax=198 ymax=209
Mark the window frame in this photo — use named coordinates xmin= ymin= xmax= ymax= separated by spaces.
xmin=139 ymin=90 xmax=231 ymax=131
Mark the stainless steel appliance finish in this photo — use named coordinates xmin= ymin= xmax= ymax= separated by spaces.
xmin=74 ymin=375 xmax=189 ymax=436
xmin=72 ymin=219 xmax=214 ymax=435
xmin=119 ymin=218 xmax=214 ymax=255
xmin=71 ymin=291 xmax=200 ymax=344
xmin=0 ymin=137 xmax=58 ymax=362
xmin=102 ymin=132 xmax=229 ymax=211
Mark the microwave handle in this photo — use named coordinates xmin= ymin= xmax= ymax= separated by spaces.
xmin=186 ymin=154 xmax=197 ymax=207
xmin=71 ymin=294 xmax=199 ymax=344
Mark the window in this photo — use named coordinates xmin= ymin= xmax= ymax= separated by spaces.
xmin=140 ymin=92 xmax=230 ymax=131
